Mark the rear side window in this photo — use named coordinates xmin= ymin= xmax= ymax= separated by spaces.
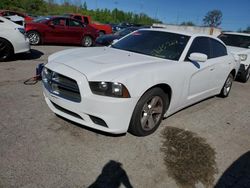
xmin=74 ymin=16 xmax=82 ymax=21
xmin=185 ymin=37 xmax=211 ymax=60
xmin=210 ymin=38 xmax=227 ymax=58
xmin=52 ymin=18 xmax=66 ymax=26
xmin=67 ymin=19 xmax=82 ymax=27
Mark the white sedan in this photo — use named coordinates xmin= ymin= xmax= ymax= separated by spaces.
xmin=219 ymin=32 xmax=250 ymax=82
xmin=0 ymin=16 xmax=30 ymax=61
xmin=42 ymin=29 xmax=239 ymax=136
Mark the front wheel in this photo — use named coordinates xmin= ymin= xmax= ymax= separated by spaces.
xmin=129 ymin=88 xmax=168 ymax=136
xmin=0 ymin=38 xmax=13 ymax=62
xmin=219 ymin=73 xmax=234 ymax=98
xmin=82 ymin=36 xmax=93 ymax=47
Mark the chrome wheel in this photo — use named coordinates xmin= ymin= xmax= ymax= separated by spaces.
xmin=27 ymin=31 xmax=40 ymax=45
xmin=246 ymin=67 xmax=250 ymax=81
xmin=140 ymin=96 xmax=164 ymax=131
xmin=82 ymin=36 xmax=93 ymax=47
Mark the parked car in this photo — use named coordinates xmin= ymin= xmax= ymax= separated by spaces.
xmin=25 ymin=16 xmax=99 ymax=47
xmin=95 ymin=27 xmax=140 ymax=46
xmin=42 ymin=29 xmax=239 ymax=136
xmin=0 ymin=10 xmax=33 ymax=23
xmin=0 ymin=16 xmax=30 ymax=61
xmin=219 ymin=32 xmax=250 ymax=82
xmin=64 ymin=14 xmax=112 ymax=36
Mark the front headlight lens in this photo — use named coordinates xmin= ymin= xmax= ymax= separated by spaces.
xmin=42 ymin=67 xmax=52 ymax=83
xmin=89 ymin=81 xmax=130 ymax=98
xmin=239 ymin=54 xmax=247 ymax=61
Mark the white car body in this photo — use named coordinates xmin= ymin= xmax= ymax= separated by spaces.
xmin=219 ymin=32 xmax=250 ymax=82
xmin=0 ymin=16 xmax=30 ymax=54
xmin=42 ymin=29 xmax=238 ymax=135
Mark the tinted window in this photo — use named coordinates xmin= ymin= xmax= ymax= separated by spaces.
xmin=68 ymin=19 xmax=82 ymax=27
xmin=112 ymin=30 xmax=190 ymax=61
xmin=74 ymin=16 xmax=82 ymax=21
xmin=210 ymin=38 xmax=227 ymax=58
xmin=219 ymin=34 xmax=250 ymax=49
xmin=186 ymin=37 xmax=211 ymax=60
xmin=52 ymin=18 xmax=66 ymax=26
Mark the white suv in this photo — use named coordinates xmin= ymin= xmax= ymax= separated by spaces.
xmin=219 ymin=32 xmax=250 ymax=82
xmin=0 ymin=16 xmax=30 ymax=61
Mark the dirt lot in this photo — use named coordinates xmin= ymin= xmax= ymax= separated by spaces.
xmin=0 ymin=45 xmax=250 ymax=188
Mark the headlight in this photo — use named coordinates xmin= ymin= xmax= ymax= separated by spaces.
xmin=239 ymin=54 xmax=247 ymax=61
xmin=89 ymin=81 xmax=130 ymax=98
xmin=16 ymin=28 xmax=26 ymax=35
xmin=42 ymin=67 xmax=52 ymax=83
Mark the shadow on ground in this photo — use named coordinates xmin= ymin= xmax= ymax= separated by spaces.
xmin=161 ymin=126 xmax=217 ymax=188
xmin=14 ymin=49 xmax=44 ymax=61
xmin=88 ymin=160 xmax=133 ymax=188
xmin=215 ymin=151 xmax=250 ymax=188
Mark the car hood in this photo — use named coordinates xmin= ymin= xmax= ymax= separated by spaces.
xmin=48 ymin=47 xmax=168 ymax=81
xmin=227 ymin=46 xmax=250 ymax=54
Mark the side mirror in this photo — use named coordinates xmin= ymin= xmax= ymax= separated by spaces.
xmin=189 ymin=53 xmax=208 ymax=62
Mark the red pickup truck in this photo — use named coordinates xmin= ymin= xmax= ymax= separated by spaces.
xmin=64 ymin=14 xmax=112 ymax=36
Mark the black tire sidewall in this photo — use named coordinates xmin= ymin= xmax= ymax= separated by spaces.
xmin=0 ymin=39 xmax=13 ymax=62
xmin=129 ymin=88 xmax=168 ymax=136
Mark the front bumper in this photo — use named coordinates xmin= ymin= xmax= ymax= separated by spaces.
xmin=14 ymin=37 xmax=30 ymax=54
xmin=43 ymin=63 xmax=138 ymax=134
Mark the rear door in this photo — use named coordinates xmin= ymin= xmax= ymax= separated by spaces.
xmin=65 ymin=18 xmax=85 ymax=44
xmin=44 ymin=18 xmax=68 ymax=43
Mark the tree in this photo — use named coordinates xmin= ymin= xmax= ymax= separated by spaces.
xmin=180 ymin=21 xmax=195 ymax=26
xmin=203 ymin=10 xmax=222 ymax=27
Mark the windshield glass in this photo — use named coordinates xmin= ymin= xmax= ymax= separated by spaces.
xmin=219 ymin=34 xmax=250 ymax=49
xmin=111 ymin=30 xmax=190 ymax=61
xmin=33 ymin=16 xmax=51 ymax=23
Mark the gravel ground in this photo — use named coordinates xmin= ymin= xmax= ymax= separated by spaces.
xmin=0 ymin=45 xmax=250 ymax=188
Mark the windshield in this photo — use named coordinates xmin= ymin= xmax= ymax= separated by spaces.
xmin=33 ymin=16 xmax=51 ymax=23
xmin=112 ymin=30 xmax=190 ymax=61
xmin=219 ymin=34 xmax=250 ymax=49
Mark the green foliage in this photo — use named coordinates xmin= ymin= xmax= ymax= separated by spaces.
xmin=180 ymin=21 xmax=195 ymax=26
xmin=0 ymin=0 xmax=161 ymax=25
xmin=203 ymin=10 xmax=222 ymax=27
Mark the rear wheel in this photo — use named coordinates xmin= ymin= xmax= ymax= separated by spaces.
xmin=219 ymin=73 xmax=234 ymax=98
xmin=82 ymin=36 xmax=93 ymax=47
xmin=129 ymin=88 xmax=168 ymax=136
xmin=27 ymin=31 xmax=40 ymax=45
xmin=0 ymin=38 xmax=13 ymax=62
xmin=239 ymin=66 xmax=250 ymax=83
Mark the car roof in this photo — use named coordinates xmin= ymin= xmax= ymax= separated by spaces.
xmin=222 ymin=32 xmax=250 ymax=37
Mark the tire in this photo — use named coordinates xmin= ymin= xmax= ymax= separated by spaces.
xmin=129 ymin=88 xmax=168 ymax=136
xmin=0 ymin=38 xmax=13 ymax=62
xmin=27 ymin=31 xmax=40 ymax=45
xmin=239 ymin=66 xmax=250 ymax=83
xmin=99 ymin=31 xmax=105 ymax=36
xmin=219 ymin=73 xmax=234 ymax=98
xmin=82 ymin=36 xmax=93 ymax=47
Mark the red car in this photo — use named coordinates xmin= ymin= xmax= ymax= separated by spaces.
xmin=0 ymin=10 xmax=33 ymax=22
xmin=25 ymin=16 xmax=99 ymax=47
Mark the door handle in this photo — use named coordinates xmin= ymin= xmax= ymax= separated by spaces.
xmin=210 ymin=68 xmax=215 ymax=71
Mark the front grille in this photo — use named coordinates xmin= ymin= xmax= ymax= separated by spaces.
xmin=51 ymin=101 xmax=83 ymax=120
xmin=42 ymin=68 xmax=81 ymax=102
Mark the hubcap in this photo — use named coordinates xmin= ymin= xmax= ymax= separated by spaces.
xmin=246 ymin=68 xmax=250 ymax=80
xmin=223 ymin=76 xmax=233 ymax=96
xmin=84 ymin=37 xmax=92 ymax=47
xmin=140 ymin=96 xmax=164 ymax=131
xmin=28 ymin=33 xmax=39 ymax=44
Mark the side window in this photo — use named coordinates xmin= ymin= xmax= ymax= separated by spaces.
xmin=210 ymin=38 xmax=227 ymax=58
xmin=83 ymin=17 xmax=89 ymax=24
xmin=68 ymin=19 xmax=82 ymax=27
xmin=185 ymin=37 xmax=211 ymax=61
xmin=52 ymin=18 xmax=66 ymax=26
